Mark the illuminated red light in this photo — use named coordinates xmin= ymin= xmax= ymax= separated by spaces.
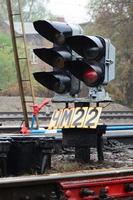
xmin=83 ymin=68 xmax=98 ymax=86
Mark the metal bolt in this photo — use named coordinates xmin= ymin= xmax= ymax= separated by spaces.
xmin=65 ymin=190 xmax=72 ymax=197
xmin=99 ymin=187 xmax=113 ymax=200
xmin=36 ymin=194 xmax=46 ymax=200
xmin=80 ymin=188 xmax=95 ymax=197
xmin=21 ymin=195 xmax=30 ymax=200
xmin=50 ymin=191 xmax=58 ymax=200
xmin=125 ymin=183 xmax=133 ymax=192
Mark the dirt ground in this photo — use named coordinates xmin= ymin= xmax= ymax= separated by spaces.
xmin=0 ymin=96 xmax=131 ymax=112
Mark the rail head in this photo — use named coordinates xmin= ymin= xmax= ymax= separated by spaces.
xmin=0 ymin=168 xmax=133 ymax=188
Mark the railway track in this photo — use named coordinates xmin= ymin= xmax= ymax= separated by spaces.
xmin=0 ymin=110 xmax=133 ymax=122
xmin=0 ymin=168 xmax=133 ymax=200
xmin=0 ymin=126 xmax=133 ymax=140
xmin=0 ymin=112 xmax=132 ymax=199
xmin=0 ymin=111 xmax=52 ymax=121
xmin=0 ymin=110 xmax=133 ymax=135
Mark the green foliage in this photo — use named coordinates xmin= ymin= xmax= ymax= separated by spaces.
xmin=22 ymin=0 xmax=56 ymax=22
xmin=0 ymin=0 xmax=56 ymax=22
xmin=0 ymin=0 xmax=56 ymax=94
xmin=0 ymin=33 xmax=17 ymax=91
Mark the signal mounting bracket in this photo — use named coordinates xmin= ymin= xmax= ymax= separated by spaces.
xmin=88 ymin=86 xmax=112 ymax=102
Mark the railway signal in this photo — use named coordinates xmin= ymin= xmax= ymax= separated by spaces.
xmin=33 ymin=20 xmax=82 ymax=96
xmin=66 ymin=35 xmax=115 ymax=87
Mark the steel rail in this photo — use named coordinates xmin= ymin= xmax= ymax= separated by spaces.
xmin=0 ymin=168 xmax=133 ymax=200
xmin=0 ymin=110 xmax=133 ymax=115
xmin=0 ymin=128 xmax=133 ymax=141
xmin=0 ymin=168 xmax=133 ymax=187
xmin=0 ymin=111 xmax=133 ymax=122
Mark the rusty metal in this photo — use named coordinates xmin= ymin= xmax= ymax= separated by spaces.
xmin=6 ymin=0 xmax=29 ymax=127
xmin=6 ymin=0 xmax=37 ymax=128
xmin=0 ymin=169 xmax=133 ymax=199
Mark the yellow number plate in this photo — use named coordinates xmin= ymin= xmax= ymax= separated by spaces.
xmin=48 ymin=107 xmax=102 ymax=129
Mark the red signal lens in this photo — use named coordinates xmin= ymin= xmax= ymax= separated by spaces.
xmin=83 ymin=68 xmax=98 ymax=86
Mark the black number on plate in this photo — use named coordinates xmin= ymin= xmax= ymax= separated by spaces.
xmin=72 ymin=108 xmax=85 ymax=127
xmin=85 ymin=108 xmax=98 ymax=127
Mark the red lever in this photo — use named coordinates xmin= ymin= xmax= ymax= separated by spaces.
xmin=32 ymin=99 xmax=50 ymax=115
xmin=20 ymin=99 xmax=50 ymax=134
xmin=20 ymin=124 xmax=30 ymax=135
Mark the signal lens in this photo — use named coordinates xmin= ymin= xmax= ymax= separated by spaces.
xmin=84 ymin=47 xmax=100 ymax=60
xmin=55 ymin=33 xmax=65 ymax=45
xmin=83 ymin=68 xmax=98 ymax=86
xmin=54 ymin=56 xmax=65 ymax=69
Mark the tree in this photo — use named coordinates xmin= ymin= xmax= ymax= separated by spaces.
xmin=85 ymin=0 xmax=133 ymax=107
xmin=0 ymin=0 xmax=56 ymax=95
xmin=0 ymin=0 xmax=56 ymax=22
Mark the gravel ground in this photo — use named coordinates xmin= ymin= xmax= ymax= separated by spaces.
xmin=0 ymin=96 xmax=51 ymax=112
xmin=50 ymin=140 xmax=133 ymax=173
xmin=0 ymin=96 xmax=132 ymax=112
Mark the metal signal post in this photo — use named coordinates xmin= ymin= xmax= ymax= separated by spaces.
xmin=33 ymin=20 xmax=115 ymax=103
